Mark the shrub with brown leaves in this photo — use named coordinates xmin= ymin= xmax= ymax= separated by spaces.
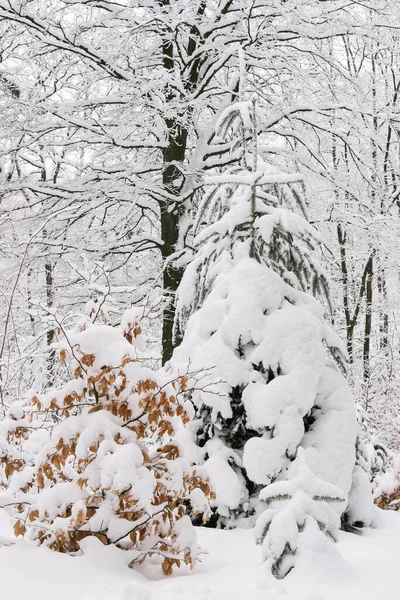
xmin=1 ymin=308 xmax=214 ymax=574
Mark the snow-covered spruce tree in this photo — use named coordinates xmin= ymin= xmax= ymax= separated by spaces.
xmin=1 ymin=308 xmax=214 ymax=574
xmin=171 ymin=101 xmax=373 ymax=576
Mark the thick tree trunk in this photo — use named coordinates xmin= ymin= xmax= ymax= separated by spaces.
xmin=159 ymin=8 xmax=188 ymax=364
xmin=159 ymin=186 xmax=185 ymax=364
xmin=158 ymin=0 xmax=208 ymax=363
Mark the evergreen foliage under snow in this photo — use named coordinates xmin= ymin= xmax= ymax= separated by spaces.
xmin=171 ymin=100 xmax=373 ymax=576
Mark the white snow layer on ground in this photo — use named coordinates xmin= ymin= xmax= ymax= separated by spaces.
xmin=0 ymin=507 xmax=399 ymax=600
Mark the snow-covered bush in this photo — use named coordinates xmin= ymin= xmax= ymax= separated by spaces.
xmin=1 ymin=309 xmax=214 ymax=574
xmin=171 ymin=100 xmax=373 ymax=576
xmin=255 ymin=451 xmax=346 ymax=578
xmin=370 ymin=444 xmax=400 ymax=512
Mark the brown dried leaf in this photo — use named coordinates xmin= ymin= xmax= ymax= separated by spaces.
xmin=82 ymin=354 xmax=95 ymax=367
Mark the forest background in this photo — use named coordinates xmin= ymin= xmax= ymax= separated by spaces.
xmin=0 ymin=0 xmax=399 ymax=460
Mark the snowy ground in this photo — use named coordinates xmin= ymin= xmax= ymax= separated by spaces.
xmin=0 ymin=508 xmax=398 ymax=600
